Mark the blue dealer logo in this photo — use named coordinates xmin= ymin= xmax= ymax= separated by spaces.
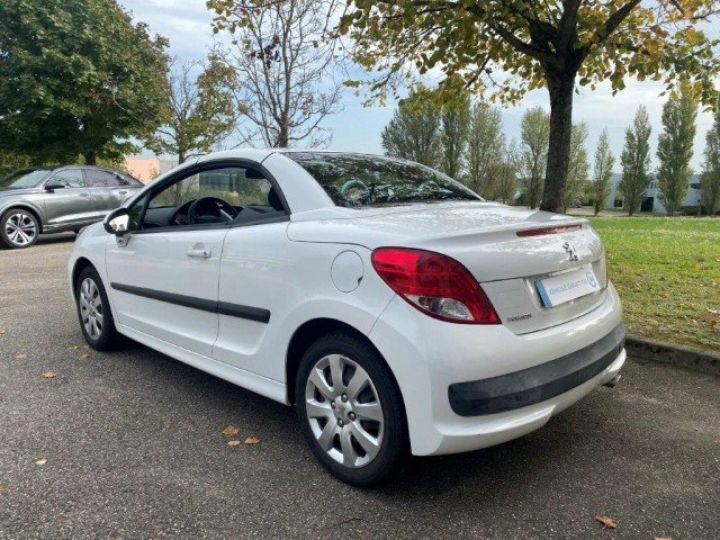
xmin=586 ymin=271 xmax=597 ymax=288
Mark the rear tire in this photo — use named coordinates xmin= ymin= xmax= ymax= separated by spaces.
xmin=295 ymin=332 xmax=407 ymax=487
xmin=75 ymin=266 xmax=124 ymax=351
xmin=0 ymin=209 xmax=39 ymax=249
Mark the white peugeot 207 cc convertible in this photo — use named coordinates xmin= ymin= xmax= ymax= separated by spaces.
xmin=69 ymin=150 xmax=625 ymax=486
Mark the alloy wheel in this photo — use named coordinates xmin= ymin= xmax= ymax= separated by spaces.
xmin=79 ymin=278 xmax=104 ymax=340
xmin=4 ymin=212 xmax=37 ymax=247
xmin=305 ymin=354 xmax=384 ymax=468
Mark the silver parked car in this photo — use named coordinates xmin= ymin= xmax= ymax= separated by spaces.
xmin=0 ymin=165 xmax=143 ymax=249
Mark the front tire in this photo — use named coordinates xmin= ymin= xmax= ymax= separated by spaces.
xmin=295 ymin=332 xmax=407 ymax=486
xmin=0 ymin=209 xmax=39 ymax=249
xmin=75 ymin=266 xmax=124 ymax=351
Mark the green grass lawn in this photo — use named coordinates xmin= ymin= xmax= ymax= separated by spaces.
xmin=589 ymin=217 xmax=720 ymax=352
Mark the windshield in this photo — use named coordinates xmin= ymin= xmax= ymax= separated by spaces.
xmin=0 ymin=169 xmax=51 ymax=189
xmin=286 ymin=153 xmax=482 ymax=208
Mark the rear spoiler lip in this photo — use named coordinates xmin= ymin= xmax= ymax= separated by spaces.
xmin=516 ymin=224 xmax=583 ymax=237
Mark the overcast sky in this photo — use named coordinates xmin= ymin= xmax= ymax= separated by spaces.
xmin=121 ymin=0 xmax=717 ymax=171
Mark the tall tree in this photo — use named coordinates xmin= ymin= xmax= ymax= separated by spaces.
xmin=465 ymin=103 xmax=504 ymax=198
xmin=657 ymin=84 xmax=698 ymax=214
xmin=0 ymin=0 xmax=168 ymax=164
xmin=494 ymin=147 xmax=518 ymax=205
xmin=591 ymin=129 xmax=615 ymax=216
xmin=619 ymin=106 xmax=652 ymax=216
xmin=0 ymin=151 xmax=34 ymax=178
xmin=441 ymin=92 xmax=471 ymax=179
xmin=701 ymin=110 xmax=720 ymax=216
xmin=342 ymin=1 xmax=720 ymax=212
xmin=208 ymin=0 xmax=344 ymax=147
xmin=563 ymin=123 xmax=590 ymax=210
xmin=381 ymin=87 xmax=442 ymax=166
xmin=519 ymin=107 xmax=550 ymax=209
xmin=146 ymin=56 xmax=238 ymax=164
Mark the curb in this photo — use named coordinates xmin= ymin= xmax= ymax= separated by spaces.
xmin=626 ymin=334 xmax=720 ymax=377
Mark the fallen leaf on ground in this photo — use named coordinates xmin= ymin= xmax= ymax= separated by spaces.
xmin=0 ymin=485 xmax=5 ymax=495
xmin=0 ymin=329 xmax=5 ymax=335
xmin=594 ymin=515 xmax=617 ymax=529
xmin=244 ymin=436 xmax=261 ymax=446
xmin=40 ymin=371 xmax=56 ymax=379
xmin=221 ymin=425 xmax=239 ymax=436
xmin=69 ymin=345 xmax=79 ymax=350
xmin=227 ymin=440 xmax=241 ymax=447
xmin=654 ymin=536 xmax=672 ymax=540
xmin=79 ymin=353 xmax=90 ymax=360
xmin=15 ymin=353 xmax=27 ymax=359
xmin=35 ymin=458 xmax=47 ymax=466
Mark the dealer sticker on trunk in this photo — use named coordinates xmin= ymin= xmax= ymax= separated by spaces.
xmin=535 ymin=266 xmax=600 ymax=308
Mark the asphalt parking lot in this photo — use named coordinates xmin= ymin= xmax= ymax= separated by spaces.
xmin=1 ymin=235 xmax=719 ymax=539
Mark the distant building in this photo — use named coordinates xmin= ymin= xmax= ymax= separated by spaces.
xmin=606 ymin=173 xmax=703 ymax=213
xmin=124 ymin=157 xmax=178 ymax=184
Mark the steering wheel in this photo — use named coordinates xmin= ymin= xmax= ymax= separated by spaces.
xmin=168 ymin=200 xmax=194 ymax=226
xmin=419 ymin=180 xmax=440 ymax=192
xmin=339 ymin=179 xmax=369 ymax=204
xmin=187 ymin=197 xmax=239 ymax=225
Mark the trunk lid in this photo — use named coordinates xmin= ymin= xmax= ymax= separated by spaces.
xmin=289 ymin=202 xmax=608 ymax=333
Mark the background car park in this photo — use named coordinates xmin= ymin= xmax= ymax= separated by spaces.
xmin=0 ymin=166 xmax=143 ymax=249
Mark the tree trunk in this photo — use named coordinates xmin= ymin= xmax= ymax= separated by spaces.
xmin=541 ymin=72 xmax=575 ymax=213
xmin=83 ymin=152 xmax=97 ymax=166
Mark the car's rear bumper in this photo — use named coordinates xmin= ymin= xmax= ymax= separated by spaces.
xmin=368 ymin=282 xmax=625 ymax=456
xmin=448 ymin=323 xmax=625 ymax=416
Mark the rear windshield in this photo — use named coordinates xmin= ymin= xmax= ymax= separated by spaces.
xmin=286 ymin=153 xmax=482 ymax=208
xmin=0 ymin=168 xmax=51 ymax=189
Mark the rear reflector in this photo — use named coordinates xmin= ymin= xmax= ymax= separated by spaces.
xmin=516 ymin=224 xmax=582 ymax=237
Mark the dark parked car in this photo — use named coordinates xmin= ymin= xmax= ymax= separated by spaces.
xmin=0 ymin=165 xmax=143 ymax=249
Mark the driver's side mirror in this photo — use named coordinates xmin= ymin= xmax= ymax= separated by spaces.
xmin=104 ymin=207 xmax=130 ymax=235
xmin=45 ymin=180 xmax=65 ymax=191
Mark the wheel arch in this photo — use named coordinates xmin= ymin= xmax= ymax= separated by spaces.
xmin=71 ymin=257 xmax=97 ymax=295
xmin=285 ymin=318 xmax=403 ymax=410
xmin=1 ymin=204 xmax=44 ymax=233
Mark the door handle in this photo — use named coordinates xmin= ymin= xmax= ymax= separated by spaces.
xmin=187 ymin=249 xmax=211 ymax=259
xmin=118 ymin=190 xmax=128 ymax=195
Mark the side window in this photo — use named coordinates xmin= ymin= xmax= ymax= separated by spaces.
xmin=149 ymin=167 xmax=276 ymax=209
xmin=127 ymin=194 xmax=148 ymax=231
xmin=51 ymin=169 xmax=84 ymax=188
xmin=85 ymin=169 xmax=122 ymax=188
xmin=142 ymin=165 xmax=285 ymax=229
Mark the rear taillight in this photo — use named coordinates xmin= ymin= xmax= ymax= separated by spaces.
xmin=371 ymin=247 xmax=500 ymax=324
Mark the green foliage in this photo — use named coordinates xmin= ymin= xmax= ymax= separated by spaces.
xmin=519 ymin=107 xmax=549 ymax=209
xmin=590 ymin=216 xmax=720 ymax=351
xmin=465 ymin=103 xmax=504 ymax=198
xmin=146 ymin=55 xmax=237 ymax=163
xmin=0 ymin=0 xmax=168 ymax=164
xmin=657 ymin=84 xmax=698 ymax=214
xmin=441 ymin=92 xmax=471 ymax=179
xmin=591 ymin=129 xmax=615 ymax=216
xmin=0 ymin=151 xmax=36 ymax=178
xmin=563 ymin=123 xmax=590 ymax=210
xmin=381 ymin=87 xmax=442 ymax=166
xmin=493 ymin=156 xmax=517 ymax=205
xmin=342 ymin=0 xmax=720 ymax=212
xmin=701 ymin=109 xmax=720 ymax=215
xmin=619 ymin=106 xmax=652 ymax=216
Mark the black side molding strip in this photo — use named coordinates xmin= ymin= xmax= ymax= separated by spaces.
xmin=111 ymin=283 xmax=270 ymax=324
xmin=448 ymin=323 xmax=625 ymax=416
